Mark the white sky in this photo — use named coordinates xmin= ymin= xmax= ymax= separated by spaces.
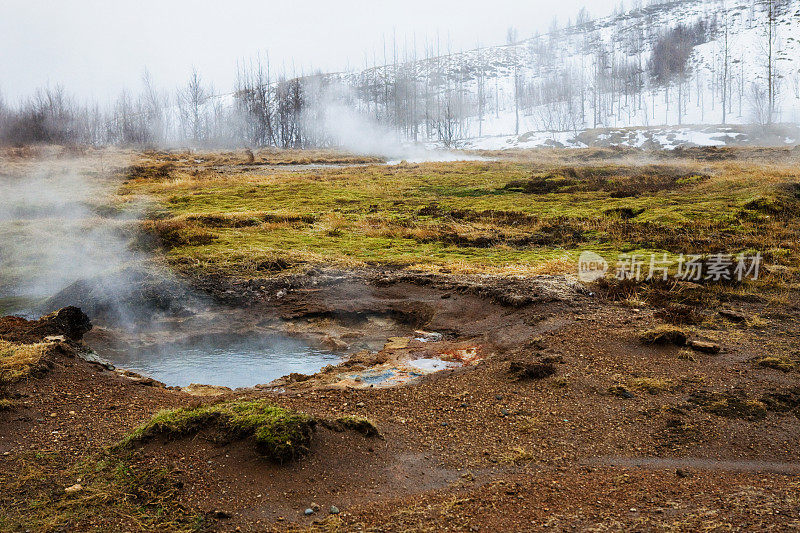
xmin=0 ymin=0 xmax=619 ymax=104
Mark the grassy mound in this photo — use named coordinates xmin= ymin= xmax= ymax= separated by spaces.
xmin=0 ymin=340 xmax=50 ymax=385
xmin=118 ymin=400 xmax=317 ymax=463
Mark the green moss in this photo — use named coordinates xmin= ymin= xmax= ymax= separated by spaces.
xmin=123 ymin=158 xmax=800 ymax=278
xmin=118 ymin=400 xmax=316 ymax=463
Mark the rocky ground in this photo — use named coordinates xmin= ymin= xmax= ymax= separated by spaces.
xmin=1 ymin=269 xmax=800 ymax=531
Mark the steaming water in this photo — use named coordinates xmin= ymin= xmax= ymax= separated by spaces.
xmin=97 ymin=334 xmax=340 ymax=389
xmin=0 ymin=158 xmax=343 ymax=389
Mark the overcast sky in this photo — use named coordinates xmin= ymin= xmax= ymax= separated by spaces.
xmin=0 ymin=0 xmax=620 ymax=104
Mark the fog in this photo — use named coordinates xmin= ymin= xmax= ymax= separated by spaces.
xmin=0 ymin=163 xmax=134 ymax=306
xmin=0 ymin=0 xmax=620 ymax=102
xmin=314 ymin=88 xmax=487 ymax=162
xmin=0 ymin=156 xmax=203 ymax=325
xmin=0 ymin=155 xmax=343 ymax=387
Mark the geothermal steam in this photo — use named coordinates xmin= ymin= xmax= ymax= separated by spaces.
xmin=309 ymin=85 xmax=486 ymax=163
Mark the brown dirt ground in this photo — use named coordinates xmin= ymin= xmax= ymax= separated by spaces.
xmin=1 ymin=272 xmax=800 ymax=531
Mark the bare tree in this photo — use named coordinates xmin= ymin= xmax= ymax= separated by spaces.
xmin=177 ymin=68 xmax=211 ymax=144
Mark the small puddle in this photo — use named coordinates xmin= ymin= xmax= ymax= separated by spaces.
xmin=95 ymin=333 xmax=341 ymax=389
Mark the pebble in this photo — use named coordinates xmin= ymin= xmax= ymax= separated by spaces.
xmin=495 ymin=394 xmax=504 ymax=400
xmin=330 ymin=505 xmax=340 ymax=515
xmin=304 ymin=508 xmax=314 ymax=516
xmin=64 ymin=483 xmax=83 ymax=494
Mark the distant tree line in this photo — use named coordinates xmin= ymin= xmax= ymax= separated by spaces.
xmin=0 ymin=0 xmax=796 ymax=148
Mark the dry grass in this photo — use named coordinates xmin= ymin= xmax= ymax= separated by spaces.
xmin=0 ymin=340 xmax=49 ymax=385
xmin=501 ymin=446 xmax=536 ymax=464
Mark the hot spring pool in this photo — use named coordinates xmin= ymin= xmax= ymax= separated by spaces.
xmin=96 ymin=333 xmax=341 ymax=389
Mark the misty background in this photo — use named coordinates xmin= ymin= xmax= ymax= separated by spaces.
xmin=0 ymin=0 xmax=620 ymax=101
xmin=0 ymin=0 xmax=798 ymax=151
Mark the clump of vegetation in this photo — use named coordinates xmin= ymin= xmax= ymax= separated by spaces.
xmin=706 ymin=398 xmax=768 ymax=420
xmin=118 ymin=400 xmax=317 ymax=463
xmin=761 ymin=389 xmax=800 ymax=416
xmin=501 ymin=446 xmax=535 ymax=464
xmin=608 ymin=385 xmax=635 ymax=398
xmin=757 ymin=356 xmax=797 ymax=372
xmin=142 ymin=219 xmax=217 ymax=248
xmin=508 ymin=361 xmax=557 ymax=380
xmin=638 ymin=325 xmax=688 ymax=346
xmin=0 ymin=398 xmax=15 ymax=410
xmin=0 ymin=340 xmax=49 ymax=385
xmin=690 ymin=392 xmax=768 ymax=420
xmin=324 ymin=416 xmax=382 ymax=438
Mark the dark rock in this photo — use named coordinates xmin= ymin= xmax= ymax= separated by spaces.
xmin=32 ymin=306 xmax=92 ymax=340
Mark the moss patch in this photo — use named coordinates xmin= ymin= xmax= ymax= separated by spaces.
xmin=121 ymin=154 xmax=800 ymax=280
xmin=118 ymin=400 xmax=316 ymax=463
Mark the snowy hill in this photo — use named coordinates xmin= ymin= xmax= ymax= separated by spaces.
xmin=308 ymin=0 xmax=800 ymax=150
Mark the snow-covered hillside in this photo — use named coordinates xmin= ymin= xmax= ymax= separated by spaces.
xmin=317 ymin=0 xmax=800 ymax=150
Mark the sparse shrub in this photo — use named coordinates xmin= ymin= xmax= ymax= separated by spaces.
xmin=690 ymin=391 xmax=768 ymax=420
xmin=144 ymin=219 xmax=216 ymax=248
xmin=501 ymin=446 xmax=535 ymax=464
xmin=706 ymin=398 xmax=767 ymax=420
xmin=655 ymin=303 xmax=703 ymax=325
xmin=603 ymin=207 xmax=646 ymax=220
xmin=0 ymin=340 xmax=50 ymax=385
xmin=590 ymin=277 xmax=640 ymax=301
